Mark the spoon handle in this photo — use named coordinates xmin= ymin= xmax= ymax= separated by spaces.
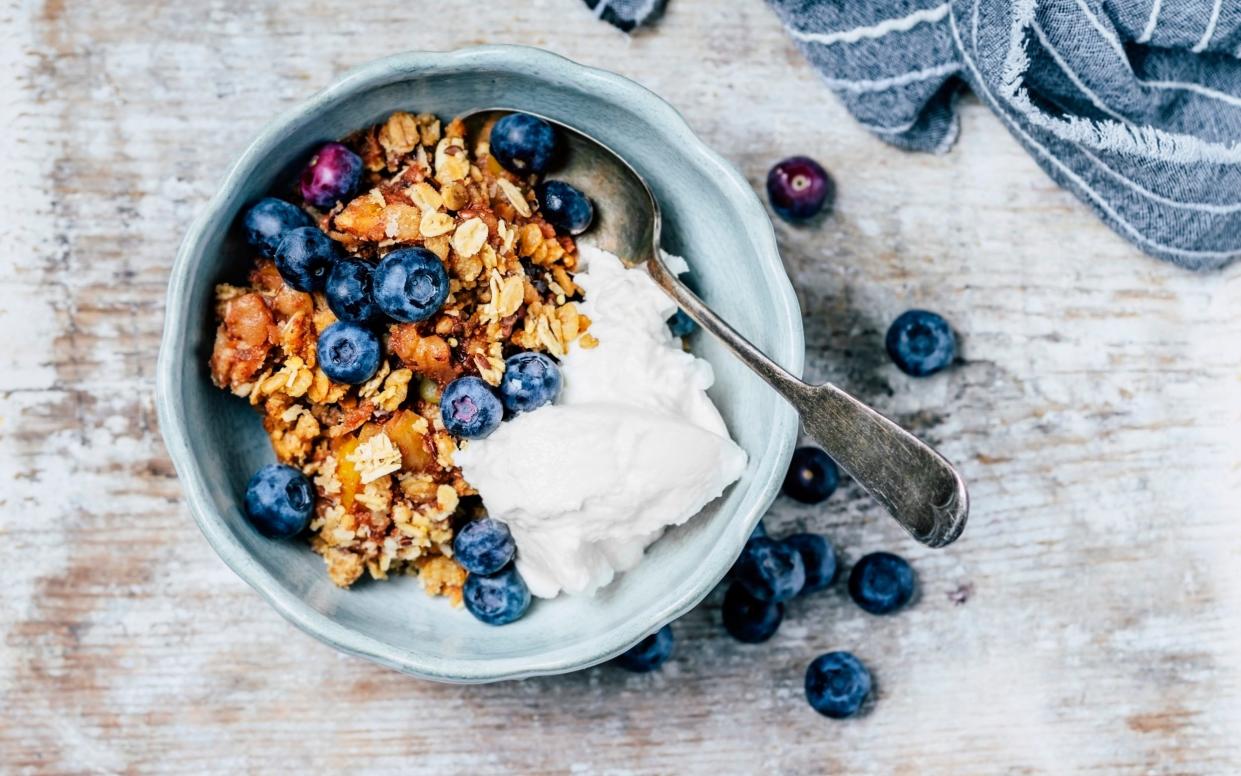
xmin=647 ymin=260 xmax=969 ymax=548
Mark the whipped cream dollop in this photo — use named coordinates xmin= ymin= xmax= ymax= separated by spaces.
xmin=454 ymin=245 xmax=747 ymax=598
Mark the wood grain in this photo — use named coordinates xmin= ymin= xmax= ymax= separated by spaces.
xmin=3 ymin=0 xmax=1240 ymax=773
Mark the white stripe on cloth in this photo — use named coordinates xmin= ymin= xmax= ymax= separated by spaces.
xmin=1080 ymin=145 xmax=1241 ymax=213
xmin=1137 ymin=0 xmax=1162 ymax=44
xmin=1032 ymin=21 xmax=1131 ymax=123
xmin=593 ymin=0 xmax=610 ymax=19
xmin=963 ymin=0 xmax=1241 ymax=260
xmin=1192 ymin=0 xmax=1222 ymax=53
xmin=790 ymin=4 xmax=949 ymax=46
xmin=819 ymin=62 xmax=961 ymax=93
xmin=1144 ymin=79 xmax=1241 ymax=109
xmin=1070 ymin=0 xmax=1130 ymax=70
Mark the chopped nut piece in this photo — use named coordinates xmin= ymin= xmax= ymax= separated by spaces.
xmin=496 ymin=177 xmax=532 ymax=217
xmin=420 ymin=210 xmax=456 ymax=237
xmin=346 ymin=431 xmax=404 ymax=484
xmin=451 ymin=217 xmax=489 ymax=258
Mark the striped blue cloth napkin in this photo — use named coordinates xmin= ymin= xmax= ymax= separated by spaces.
xmin=764 ymin=0 xmax=1241 ymax=271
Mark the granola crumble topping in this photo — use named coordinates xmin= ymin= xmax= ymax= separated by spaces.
xmin=209 ymin=111 xmax=593 ymax=602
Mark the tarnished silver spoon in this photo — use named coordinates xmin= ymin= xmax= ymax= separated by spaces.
xmin=465 ymin=110 xmax=969 ymax=548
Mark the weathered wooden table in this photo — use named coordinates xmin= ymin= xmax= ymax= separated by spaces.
xmin=5 ymin=0 xmax=1240 ymax=772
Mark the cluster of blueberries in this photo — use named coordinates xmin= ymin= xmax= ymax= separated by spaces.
xmin=612 ymin=448 xmax=916 ymax=720
xmin=239 ymin=113 xmax=598 ymax=625
xmin=613 ymin=163 xmax=959 ymax=718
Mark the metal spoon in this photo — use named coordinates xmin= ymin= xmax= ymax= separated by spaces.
xmin=465 ymin=110 xmax=969 ymax=548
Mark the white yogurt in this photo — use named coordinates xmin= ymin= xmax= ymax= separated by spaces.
xmin=454 ymin=245 xmax=747 ymax=598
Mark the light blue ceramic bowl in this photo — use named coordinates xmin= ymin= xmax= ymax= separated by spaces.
xmin=157 ymin=46 xmax=804 ymax=683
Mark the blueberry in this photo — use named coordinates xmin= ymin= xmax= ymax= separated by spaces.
xmin=535 ymin=180 xmax=593 ymax=235
xmin=722 ymin=583 xmax=783 ymax=644
xmin=441 ymin=376 xmax=503 ymax=439
xmin=749 ymin=520 xmax=767 ymax=540
xmin=243 ymin=197 xmax=314 ymax=257
xmin=453 ymin=518 xmax=516 ymax=576
xmin=885 ymin=309 xmax=956 ymax=377
xmin=490 ymin=113 xmax=557 ymax=175
xmin=373 ymin=247 xmax=449 ymax=323
xmin=848 ymin=552 xmax=916 ymax=615
xmin=498 ymin=352 xmax=562 ymax=415
xmin=767 ymin=156 xmax=834 ymax=222
xmin=326 ymin=258 xmax=381 ymax=323
xmin=667 ymin=309 xmax=697 ymax=338
xmin=243 ymin=464 xmax=314 ymax=539
xmin=316 ymin=321 xmax=381 ymax=385
xmin=299 ymin=141 xmax=363 ymax=209
xmin=805 ymin=652 xmax=872 ymax=719
xmin=733 ymin=537 xmax=805 ymax=603
xmin=274 ymin=226 xmax=338 ymax=292
xmin=614 ymin=625 xmax=674 ymax=672
xmin=785 ymin=533 xmax=838 ymax=594
xmin=463 ymin=566 xmax=531 ymax=625
xmin=783 ymin=447 xmax=839 ymax=504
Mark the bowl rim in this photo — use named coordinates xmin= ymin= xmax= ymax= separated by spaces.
xmin=156 ymin=44 xmax=805 ymax=683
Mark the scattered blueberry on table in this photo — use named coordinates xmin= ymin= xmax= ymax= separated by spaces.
xmin=441 ymin=376 xmax=504 ymax=439
xmin=498 ymin=352 xmax=563 ymax=415
xmin=243 ymin=464 xmax=315 ymax=539
xmin=885 ymin=309 xmax=956 ymax=377
xmin=316 ymin=321 xmax=382 ymax=385
xmin=848 ymin=552 xmax=916 ymax=615
xmin=372 ymin=246 xmax=450 ymax=323
xmin=767 ymin=156 xmax=834 ymax=223
xmin=783 ymin=446 xmax=840 ymax=504
xmin=805 ymin=652 xmax=872 ymax=719
xmin=243 ymin=197 xmax=314 ymax=257
xmin=490 ymin=113 xmax=557 ymax=174
xmin=463 ymin=565 xmax=532 ymax=626
xmin=453 ymin=518 xmax=517 ymax=576
xmin=733 ymin=537 xmax=806 ymax=603
xmin=325 ymin=257 xmax=382 ymax=324
xmin=722 ymin=583 xmax=784 ymax=644
xmin=300 ymin=141 xmax=363 ymax=209
xmin=274 ymin=226 xmax=338 ymax=292
xmin=614 ymin=625 xmax=675 ymax=672
xmin=784 ymin=533 xmax=838 ymax=595
xmin=536 ymin=180 xmax=594 ymax=235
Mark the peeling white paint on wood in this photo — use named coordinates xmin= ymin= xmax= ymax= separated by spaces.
xmin=2 ymin=0 xmax=1240 ymax=772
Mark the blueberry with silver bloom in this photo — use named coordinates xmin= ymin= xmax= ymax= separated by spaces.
xmin=536 ymin=180 xmax=594 ymax=235
xmin=783 ymin=446 xmax=839 ymax=504
xmin=300 ymin=141 xmax=363 ymax=209
xmin=325 ymin=258 xmax=382 ymax=323
xmin=243 ymin=197 xmax=314 ymax=257
xmin=489 ymin=113 xmax=557 ymax=174
xmin=463 ymin=566 xmax=531 ymax=625
xmin=441 ymin=376 xmax=503 ymax=439
xmin=243 ymin=464 xmax=315 ymax=539
xmin=373 ymin=247 xmax=449 ymax=323
xmin=453 ymin=518 xmax=516 ymax=576
xmin=316 ymin=321 xmax=381 ymax=385
xmin=499 ymin=352 xmax=563 ymax=414
xmin=274 ymin=226 xmax=338 ymax=292
xmin=614 ymin=625 xmax=674 ymax=672
xmin=733 ymin=537 xmax=805 ymax=603
xmin=785 ymin=533 xmax=838 ymax=594
xmin=885 ymin=309 xmax=956 ymax=377
xmin=848 ymin=552 xmax=916 ymax=615
xmin=805 ymin=651 xmax=872 ymax=719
